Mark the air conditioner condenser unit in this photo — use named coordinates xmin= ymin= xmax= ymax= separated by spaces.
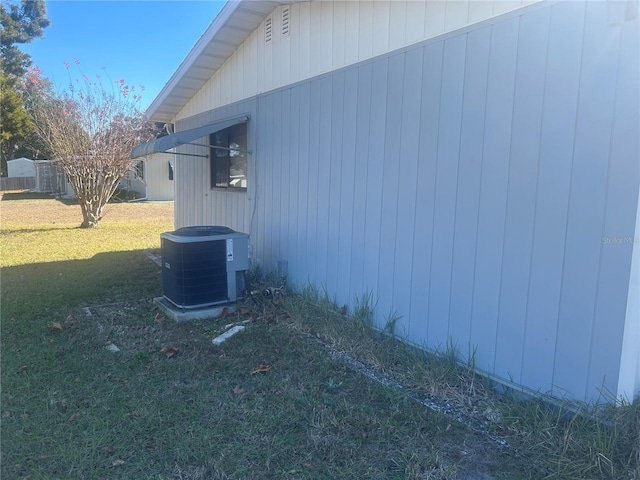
xmin=161 ymin=226 xmax=249 ymax=309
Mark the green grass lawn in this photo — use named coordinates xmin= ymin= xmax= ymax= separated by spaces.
xmin=1 ymin=192 xmax=637 ymax=480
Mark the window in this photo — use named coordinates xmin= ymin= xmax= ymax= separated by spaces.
xmin=133 ymin=160 xmax=144 ymax=180
xmin=210 ymin=122 xmax=247 ymax=190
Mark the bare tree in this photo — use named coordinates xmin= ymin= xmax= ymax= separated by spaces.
xmin=25 ymin=63 xmax=158 ymax=228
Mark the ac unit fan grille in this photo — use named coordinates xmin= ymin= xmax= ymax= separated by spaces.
xmin=162 ymin=237 xmax=228 ymax=307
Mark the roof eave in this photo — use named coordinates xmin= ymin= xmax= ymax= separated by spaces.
xmin=145 ymin=0 xmax=306 ymax=124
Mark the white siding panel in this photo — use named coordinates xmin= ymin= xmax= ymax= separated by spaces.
xmin=554 ymin=0 xmax=622 ymax=399
xmin=445 ymin=0 xmax=469 ymax=32
xmin=344 ymin=1 xmax=360 ymax=65
xmin=468 ymin=1 xmax=493 ymax=24
xmin=388 ymin=1 xmax=407 ymax=51
xmin=256 ymin=94 xmax=272 ymax=264
xmin=212 ymin=71 xmax=222 ymax=113
xmin=221 ymin=55 xmax=233 ymax=105
xmin=337 ymin=68 xmax=359 ymax=306
xmin=281 ymin=90 xmax=292 ymax=279
xmin=271 ymin=93 xmax=284 ymax=268
xmin=286 ymin=87 xmax=299 ymax=279
xmin=393 ymin=48 xmax=424 ymax=337
xmin=409 ymin=42 xmax=443 ymax=344
xmin=520 ymin=1 xmax=585 ymax=393
xmin=332 ymin=2 xmax=347 ymax=69
xmin=244 ymin=31 xmax=258 ymax=100
xmin=256 ymin=20 xmax=266 ymax=94
xmin=295 ymin=82 xmax=311 ymax=285
xmin=315 ymin=77 xmax=333 ymax=284
xmin=232 ymin=45 xmax=243 ymax=102
xmin=372 ymin=1 xmax=391 ymax=57
xmin=363 ymin=59 xmax=388 ymax=314
xmin=425 ymin=1 xmax=446 ymax=39
xmin=493 ymin=0 xmax=523 ymax=16
xmin=449 ymin=25 xmax=491 ymax=357
xmin=298 ymin=2 xmax=311 ymax=80
xmin=279 ymin=7 xmax=293 ymax=89
xmin=493 ymin=7 xmax=549 ymax=384
xmin=377 ymin=53 xmax=404 ymax=326
xmin=470 ymin=17 xmax=519 ymax=373
xmin=307 ymin=1 xmax=322 ymax=79
xmin=405 ymin=1 xmax=427 ymax=44
xmin=318 ymin=1 xmax=334 ymax=75
xmin=289 ymin=3 xmax=301 ymax=81
xmin=272 ymin=7 xmax=283 ymax=89
xmin=357 ymin=1 xmax=374 ymax=60
xmin=428 ymin=34 xmax=466 ymax=349
xmin=264 ymin=23 xmax=275 ymax=93
xmin=281 ymin=91 xmax=292 ymax=268
xmin=306 ymin=80 xmax=321 ymax=282
xmin=327 ymin=73 xmax=345 ymax=296
xmin=349 ymin=63 xmax=373 ymax=299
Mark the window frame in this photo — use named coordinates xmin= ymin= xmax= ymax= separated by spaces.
xmin=209 ymin=122 xmax=248 ymax=191
xmin=133 ymin=160 xmax=144 ymax=181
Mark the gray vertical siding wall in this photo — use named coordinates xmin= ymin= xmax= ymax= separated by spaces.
xmin=175 ymin=1 xmax=639 ymax=402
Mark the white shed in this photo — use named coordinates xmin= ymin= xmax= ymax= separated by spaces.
xmin=133 ymin=0 xmax=639 ymax=404
xmin=7 ymin=157 xmax=35 ymax=178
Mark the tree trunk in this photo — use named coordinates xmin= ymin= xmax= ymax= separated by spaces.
xmin=73 ymin=173 xmax=119 ymax=228
xmin=78 ymin=199 xmax=101 ymax=228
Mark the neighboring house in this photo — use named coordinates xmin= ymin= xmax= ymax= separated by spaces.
xmin=7 ymin=157 xmax=36 ymax=178
xmin=120 ymin=154 xmax=174 ymax=201
xmin=132 ymin=0 xmax=639 ymax=404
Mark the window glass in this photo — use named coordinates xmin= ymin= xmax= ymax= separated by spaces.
xmin=210 ymin=123 xmax=247 ymax=190
xmin=134 ymin=160 xmax=144 ymax=180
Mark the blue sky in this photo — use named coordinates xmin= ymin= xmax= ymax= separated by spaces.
xmin=21 ymin=1 xmax=226 ymax=109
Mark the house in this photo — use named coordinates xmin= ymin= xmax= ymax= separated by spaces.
xmin=120 ymin=154 xmax=175 ymax=201
xmin=6 ymin=157 xmax=36 ymax=178
xmin=132 ymin=0 xmax=639 ymax=404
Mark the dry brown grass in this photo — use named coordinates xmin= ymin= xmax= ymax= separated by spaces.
xmin=0 ymin=191 xmax=173 ymax=227
xmin=0 ymin=191 xmax=173 ymax=267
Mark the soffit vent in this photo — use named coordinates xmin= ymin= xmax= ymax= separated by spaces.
xmin=265 ymin=16 xmax=273 ymax=44
xmin=282 ymin=7 xmax=290 ymax=36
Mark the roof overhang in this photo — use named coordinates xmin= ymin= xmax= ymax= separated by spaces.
xmin=131 ymin=114 xmax=250 ymax=159
xmin=145 ymin=0 xmax=305 ymax=124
